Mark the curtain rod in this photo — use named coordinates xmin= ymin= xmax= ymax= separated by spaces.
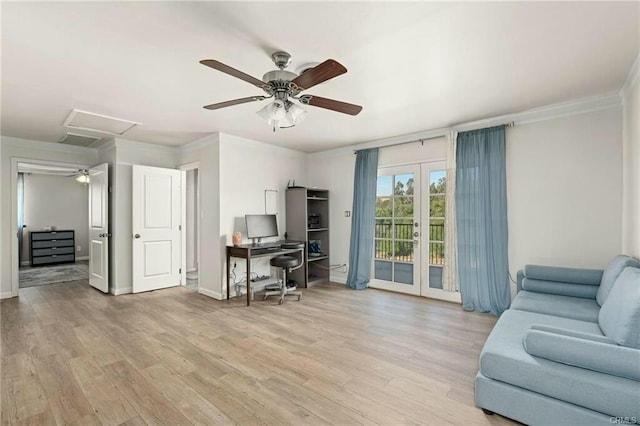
xmin=353 ymin=121 xmax=515 ymax=154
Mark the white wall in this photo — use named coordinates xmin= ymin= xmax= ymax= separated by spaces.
xmin=308 ymin=107 xmax=624 ymax=291
xmin=622 ymin=57 xmax=640 ymax=258
xmin=22 ymin=173 xmax=89 ymax=262
xmin=507 ymin=107 xmax=623 ymax=280
xmin=0 ymin=136 xmax=98 ymax=298
xmin=218 ymin=133 xmax=307 ymax=297
xmin=308 ymin=138 xmax=447 ymax=283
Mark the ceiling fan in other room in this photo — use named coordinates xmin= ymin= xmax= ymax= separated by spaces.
xmin=66 ymin=169 xmax=90 ymax=185
xmin=200 ymin=51 xmax=362 ymax=131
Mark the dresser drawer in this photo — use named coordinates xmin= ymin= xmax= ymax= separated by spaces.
xmin=32 ymin=239 xmax=74 ymax=249
xmin=31 ymin=231 xmax=74 ymax=241
xmin=32 ymin=254 xmax=75 ymax=265
xmin=33 ymin=247 xmax=75 ymax=256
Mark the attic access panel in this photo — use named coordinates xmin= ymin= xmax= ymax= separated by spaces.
xmin=63 ymin=109 xmax=141 ymax=136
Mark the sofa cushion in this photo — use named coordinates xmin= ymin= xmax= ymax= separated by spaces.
xmin=511 ymin=291 xmax=600 ymax=322
xmin=523 ymin=329 xmax=640 ymax=381
xmin=480 ymin=309 xmax=640 ymax=418
xmin=597 ymin=255 xmax=640 ymax=306
xmin=523 ymin=265 xmax=602 ymax=285
xmin=521 ymin=278 xmax=598 ymax=299
xmin=598 ymin=267 xmax=640 ymax=348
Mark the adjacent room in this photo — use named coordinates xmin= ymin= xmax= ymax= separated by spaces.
xmin=1 ymin=2 xmax=638 ymax=426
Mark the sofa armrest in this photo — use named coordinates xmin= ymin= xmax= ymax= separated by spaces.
xmin=523 ymin=329 xmax=640 ymax=381
xmin=523 ymin=265 xmax=603 ymax=285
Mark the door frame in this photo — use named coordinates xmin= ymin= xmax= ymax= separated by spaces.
xmin=369 ymin=164 xmax=422 ymax=296
xmin=178 ymin=162 xmax=200 ymax=289
xmin=10 ymin=157 xmax=91 ymax=298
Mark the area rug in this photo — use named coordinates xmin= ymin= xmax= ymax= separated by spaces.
xmin=19 ymin=263 xmax=89 ymax=288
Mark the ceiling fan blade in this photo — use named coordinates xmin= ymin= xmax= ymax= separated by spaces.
xmin=200 ymin=60 xmax=268 ymax=89
xmin=203 ymin=96 xmax=266 ymax=110
xmin=299 ymin=95 xmax=362 ymax=116
xmin=290 ymin=59 xmax=347 ymax=90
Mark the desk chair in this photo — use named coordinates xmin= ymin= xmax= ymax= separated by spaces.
xmin=265 ymin=255 xmax=303 ymax=304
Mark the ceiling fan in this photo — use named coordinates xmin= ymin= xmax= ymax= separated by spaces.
xmin=66 ymin=169 xmax=90 ymax=185
xmin=200 ymin=51 xmax=362 ymax=130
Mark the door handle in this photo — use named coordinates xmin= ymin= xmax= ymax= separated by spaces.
xmin=134 ymin=234 xmax=141 ymax=239
xmin=99 ymin=233 xmax=111 ymax=238
xmin=413 ymin=232 xmax=419 ymax=237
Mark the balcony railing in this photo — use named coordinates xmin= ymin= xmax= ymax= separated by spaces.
xmin=374 ymin=222 xmax=444 ymax=265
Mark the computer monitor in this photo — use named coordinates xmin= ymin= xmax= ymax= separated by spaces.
xmin=245 ymin=214 xmax=279 ymax=241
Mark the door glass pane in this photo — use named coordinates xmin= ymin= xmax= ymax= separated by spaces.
xmin=394 ymin=174 xmax=415 ymax=195
xmin=428 ymin=170 xmax=447 ymax=290
xmin=394 ymin=241 xmax=413 ymax=262
xmin=394 ymin=218 xmax=413 ymax=240
xmin=429 ymin=195 xmax=445 ymax=218
xmin=375 ymin=219 xmax=392 ymax=238
xmin=377 ymin=175 xmax=392 ymax=196
xmin=394 ymin=196 xmax=414 ymax=217
xmin=375 ymin=239 xmax=393 ymax=260
xmin=376 ymin=197 xmax=392 ymax=217
xmin=394 ymin=263 xmax=413 ymax=284
xmin=375 ymin=260 xmax=392 ymax=281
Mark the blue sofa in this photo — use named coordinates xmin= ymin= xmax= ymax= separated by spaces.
xmin=475 ymin=255 xmax=640 ymax=425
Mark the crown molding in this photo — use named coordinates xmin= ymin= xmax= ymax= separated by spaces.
xmin=179 ymin=133 xmax=220 ymax=153
xmin=0 ymin=135 xmax=99 ymax=156
xmin=310 ymin=93 xmax=623 ymax=159
xmin=113 ymin=138 xmax=180 ymax=155
xmin=621 ymin=52 xmax=640 ymax=101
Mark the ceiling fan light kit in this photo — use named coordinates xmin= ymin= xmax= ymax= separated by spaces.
xmin=200 ymin=51 xmax=362 ymax=131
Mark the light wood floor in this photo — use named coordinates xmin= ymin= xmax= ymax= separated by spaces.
xmin=2 ymin=280 xmax=516 ymax=425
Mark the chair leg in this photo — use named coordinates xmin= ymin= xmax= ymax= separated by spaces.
xmin=279 ymin=268 xmax=287 ymax=305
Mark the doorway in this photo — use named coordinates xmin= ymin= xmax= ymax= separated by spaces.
xmin=184 ymin=167 xmax=199 ymax=291
xmin=177 ymin=162 xmax=200 ymax=292
xmin=370 ymin=162 xmax=460 ymax=303
xmin=14 ymin=161 xmax=90 ymax=292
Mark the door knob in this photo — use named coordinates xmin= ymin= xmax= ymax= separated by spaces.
xmin=413 ymin=232 xmax=419 ymax=237
xmin=134 ymin=234 xmax=141 ymax=239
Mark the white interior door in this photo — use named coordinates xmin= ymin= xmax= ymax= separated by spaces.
xmin=370 ymin=165 xmax=421 ymax=296
xmin=89 ymin=163 xmax=109 ymax=293
xmin=132 ymin=165 xmax=182 ymax=293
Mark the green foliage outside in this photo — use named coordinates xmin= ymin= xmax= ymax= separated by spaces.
xmin=375 ymin=176 xmax=447 ymax=263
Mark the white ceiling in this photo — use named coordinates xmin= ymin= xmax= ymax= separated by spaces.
xmin=1 ymin=2 xmax=638 ymax=153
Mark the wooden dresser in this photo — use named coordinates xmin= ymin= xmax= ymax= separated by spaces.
xmin=29 ymin=230 xmax=75 ymax=266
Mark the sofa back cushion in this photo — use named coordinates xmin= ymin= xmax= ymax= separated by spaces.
xmin=597 ymin=255 xmax=640 ymax=306
xmin=598 ymin=267 xmax=640 ymax=348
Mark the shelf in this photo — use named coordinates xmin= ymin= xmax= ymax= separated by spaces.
xmin=307 ymin=197 xmax=328 ymax=201
xmin=307 ymin=255 xmax=328 ymax=262
xmin=307 ymin=228 xmax=328 ymax=232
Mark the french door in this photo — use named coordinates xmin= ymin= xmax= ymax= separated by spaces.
xmin=370 ymin=165 xmax=421 ymax=295
xmin=371 ymin=162 xmax=460 ymax=302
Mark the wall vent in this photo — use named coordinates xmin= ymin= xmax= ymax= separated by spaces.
xmin=63 ymin=109 xmax=141 ymax=136
xmin=59 ymin=132 xmax=102 ymax=147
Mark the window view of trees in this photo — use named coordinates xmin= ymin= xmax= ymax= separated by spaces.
xmin=374 ymin=172 xmax=447 ymax=265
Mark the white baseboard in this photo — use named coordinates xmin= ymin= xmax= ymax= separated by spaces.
xmin=198 ymin=287 xmax=224 ymax=300
xmin=330 ymin=275 xmax=347 ymax=284
xmin=0 ymin=292 xmax=16 ymax=299
xmin=112 ymin=287 xmax=132 ymax=295
xmin=76 ymin=256 xmax=89 ymax=261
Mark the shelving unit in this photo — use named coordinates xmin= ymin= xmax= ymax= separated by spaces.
xmin=286 ymin=187 xmax=330 ymax=288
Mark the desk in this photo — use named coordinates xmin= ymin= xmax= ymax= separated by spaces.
xmin=226 ymin=241 xmax=305 ymax=306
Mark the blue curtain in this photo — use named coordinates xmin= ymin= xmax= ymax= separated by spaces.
xmin=347 ymin=148 xmax=379 ymax=290
xmin=17 ymin=173 xmax=25 ymax=265
xmin=455 ymin=126 xmax=511 ymax=315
